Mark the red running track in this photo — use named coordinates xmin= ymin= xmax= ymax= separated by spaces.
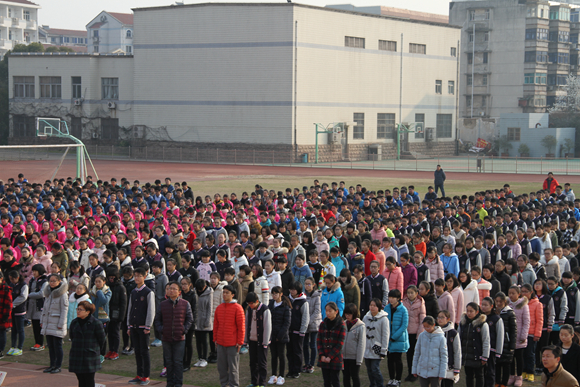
xmin=1 ymin=159 xmax=578 ymax=184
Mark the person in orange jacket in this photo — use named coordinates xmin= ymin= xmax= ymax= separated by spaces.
xmin=543 ymin=172 xmax=559 ymax=194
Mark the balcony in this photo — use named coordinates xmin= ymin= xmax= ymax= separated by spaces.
xmin=548 ymin=63 xmax=570 ymax=72
xmin=523 ymin=84 xmax=547 ymax=94
xmin=524 ymin=62 xmax=548 ymax=71
xmin=0 ymin=40 xmax=14 ymax=50
xmin=25 ymin=20 xmax=36 ymax=30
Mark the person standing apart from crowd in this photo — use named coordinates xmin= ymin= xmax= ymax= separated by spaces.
xmin=127 ymin=268 xmax=155 ymax=386
xmin=154 ymin=281 xmax=193 ymax=387
xmin=411 ymin=316 xmax=448 ymax=387
xmin=434 ymin=165 xmax=446 ymax=198
xmin=41 ymin=273 xmax=68 ymax=374
xmin=543 ymin=172 xmax=559 ymax=194
xmin=68 ymin=301 xmax=106 ymax=387
xmin=363 ymin=298 xmax=390 ymax=387
xmin=317 ymin=302 xmax=346 ymax=387
xmin=213 ymin=285 xmax=245 ymax=387
xmin=244 ymin=292 xmax=272 ymax=387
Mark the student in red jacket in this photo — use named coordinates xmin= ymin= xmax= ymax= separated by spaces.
xmin=543 ymin=172 xmax=559 ymax=194
xmin=214 ymin=284 xmax=245 ymax=387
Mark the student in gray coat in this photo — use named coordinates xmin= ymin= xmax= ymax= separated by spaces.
xmin=363 ymin=298 xmax=390 ymax=387
xmin=303 ymin=277 xmax=321 ymax=373
xmin=40 ymin=274 xmax=69 ymax=373
xmin=342 ymin=303 xmax=366 ymax=387
xmin=193 ymin=279 xmax=213 ymax=368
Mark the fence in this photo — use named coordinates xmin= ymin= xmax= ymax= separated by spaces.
xmin=2 ymin=144 xmax=580 ymax=175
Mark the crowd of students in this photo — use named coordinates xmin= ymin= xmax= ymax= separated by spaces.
xmin=0 ymin=174 xmax=580 ymax=387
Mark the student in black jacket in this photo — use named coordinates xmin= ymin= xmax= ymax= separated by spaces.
xmin=105 ymin=267 xmax=127 ymax=360
xmin=121 ymin=266 xmax=137 ymax=355
xmin=180 ymin=277 xmax=197 ymax=371
xmin=268 ymin=286 xmax=291 ymax=385
xmin=495 ymin=292 xmax=517 ymax=387
xmin=419 ymin=281 xmax=440 ymax=319
xmin=559 ymin=324 xmax=580 ymax=382
xmin=493 ymin=260 xmax=512 ymax=295
xmin=276 ymin=257 xmax=295 ymax=297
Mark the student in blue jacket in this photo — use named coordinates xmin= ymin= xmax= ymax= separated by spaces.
xmin=321 ymin=274 xmax=345 ymax=319
xmin=384 ymin=289 xmax=410 ymax=387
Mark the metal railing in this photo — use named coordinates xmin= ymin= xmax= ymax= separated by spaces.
xmin=2 ymin=144 xmax=580 ymax=175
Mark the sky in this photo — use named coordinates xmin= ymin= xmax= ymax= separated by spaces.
xmin=39 ymin=0 xmax=451 ymax=30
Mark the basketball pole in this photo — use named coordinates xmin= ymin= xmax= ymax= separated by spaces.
xmin=51 ymin=146 xmax=70 ymax=180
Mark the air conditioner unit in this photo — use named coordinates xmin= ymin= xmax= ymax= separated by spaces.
xmin=74 ymin=99 xmax=82 ymax=106
xmin=92 ymin=132 xmax=99 ymax=139
xmin=107 ymin=101 xmax=116 ymax=109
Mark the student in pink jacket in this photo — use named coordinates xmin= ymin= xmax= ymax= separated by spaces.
xmin=434 ymin=278 xmax=456 ymax=325
xmin=508 ymin=285 xmax=531 ymax=387
xmin=445 ymin=273 xmax=464 ymax=325
xmin=371 ymin=241 xmax=386 ymax=274
xmin=424 ymin=246 xmax=444 ymax=283
xmin=403 ymin=285 xmax=426 ymax=381
xmin=382 ymin=256 xmax=404 ymax=295
xmin=400 ymin=253 xmax=417 ymax=292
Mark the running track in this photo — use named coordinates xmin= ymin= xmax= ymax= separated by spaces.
xmin=2 ymin=159 xmax=579 ymax=184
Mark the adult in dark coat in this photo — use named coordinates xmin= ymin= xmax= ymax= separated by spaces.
xmin=434 ymin=165 xmax=446 ymax=197
xmin=69 ymin=301 xmax=106 ymax=387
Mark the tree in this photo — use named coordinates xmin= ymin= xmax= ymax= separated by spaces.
xmin=549 ymin=74 xmax=580 ymax=112
xmin=45 ymin=46 xmax=74 ymax=53
xmin=541 ymin=135 xmax=557 ymax=155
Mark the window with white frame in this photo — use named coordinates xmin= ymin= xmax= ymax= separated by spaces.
xmin=409 ymin=43 xmax=426 ymax=54
xmin=13 ymin=76 xmax=34 ymax=98
xmin=435 ymin=80 xmax=442 ymax=94
xmin=378 ymin=40 xmax=396 ymax=52
xmin=353 ymin=113 xmax=364 ymax=139
xmin=345 ymin=36 xmax=365 ymax=48
xmin=72 ymin=77 xmax=82 ymax=99
xmin=448 ymin=81 xmax=455 ymax=95
xmin=39 ymin=76 xmax=61 ymax=99
xmin=436 ymin=114 xmax=453 ymax=138
xmin=101 ymin=78 xmax=119 ymax=100
xmin=377 ymin=113 xmax=395 ymax=139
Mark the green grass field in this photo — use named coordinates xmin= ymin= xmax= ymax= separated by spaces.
xmin=188 ymin=176 xmax=542 ymax=200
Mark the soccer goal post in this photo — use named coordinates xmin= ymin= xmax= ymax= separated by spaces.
xmin=0 ymin=144 xmax=98 ymax=183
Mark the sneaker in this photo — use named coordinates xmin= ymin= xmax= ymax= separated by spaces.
xmin=6 ymin=348 xmax=15 ymax=356
xmin=287 ymin=374 xmax=299 ymax=379
xmin=139 ymin=377 xmax=150 ymax=386
xmin=100 ymin=355 xmax=105 ymax=363
xmin=240 ymin=345 xmax=249 ymax=354
xmin=193 ymin=360 xmax=202 ymax=367
xmin=268 ymin=376 xmax=278 ymax=385
xmin=276 ymin=377 xmax=285 ymax=385
xmin=160 ymin=367 xmax=167 ymax=377
xmin=128 ymin=377 xmax=142 ymax=385
xmin=31 ymin=344 xmax=45 ymax=351
xmin=387 ymin=380 xmax=395 ymax=386
xmin=527 ymin=374 xmax=535 ymax=382
xmin=507 ymin=375 xmax=516 ymax=386
xmin=104 ymin=351 xmax=112 ymax=359
xmin=246 ymin=385 xmax=256 ymax=387
xmin=151 ymin=339 xmax=162 ymax=347
xmin=50 ymin=368 xmax=61 ymax=374
xmin=12 ymin=349 xmax=22 ymax=356
xmin=207 ymin=353 xmax=217 ymax=363
xmin=126 ymin=348 xmax=135 ymax=356
xmin=198 ymin=359 xmax=208 ymax=368
xmin=109 ymin=352 xmax=119 ymax=360
xmin=301 ymin=365 xmax=308 ymax=373
xmin=514 ymin=375 xmax=523 ymax=387
xmin=305 ymin=366 xmax=314 ymax=374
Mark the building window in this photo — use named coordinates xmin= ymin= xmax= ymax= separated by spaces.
xmin=101 ymin=118 xmax=119 ymax=140
xmin=353 ymin=113 xmax=364 ymax=139
xmin=409 ymin=43 xmax=426 ymax=54
xmin=484 ymin=32 xmax=489 ymax=41
xmin=527 ymin=6 xmax=537 ymax=18
xmin=451 ymin=47 xmax=457 ymax=57
xmin=93 ymin=45 xmax=99 ymax=53
xmin=379 ymin=40 xmax=396 ymax=51
xmin=8 ymin=9 xmax=11 ymax=18
xmin=469 ymin=10 xmax=475 ymax=21
xmin=467 ymin=53 xmax=473 ymax=64
xmin=377 ymin=113 xmax=395 ymax=139
xmin=507 ymin=127 xmax=521 ymax=141
xmin=467 ymin=75 xmax=472 ymax=86
xmin=482 ymin=74 xmax=488 ymax=86
xmin=448 ymin=81 xmax=455 ymax=94
xmin=526 ymin=29 xmax=536 ymax=40
xmin=468 ymin=33 xmax=474 ymax=43
xmin=13 ymin=76 xmax=34 ymax=98
xmin=466 ymin=96 xmax=472 ymax=108
xmin=101 ymin=78 xmax=119 ymax=100
xmin=13 ymin=115 xmax=35 ymax=137
xmin=524 ymin=73 xmax=534 ymax=84
xmin=550 ymin=10 xmax=558 ymax=20
xmin=71 ymin=117 xmax=82 ymax=139
xmin=549 ymin=52 xmax=569 ymax=64
xmin=39 ymin=77 xmax=61 ymax=99
xmin=436 ymin=114 xmax=452 ymax=138
xmin=126 ymin=46 xmax=132 ymax=54
xmin=93 ymin=30 xmax=99 ymax=38
xmin=525 ymin=73 xmax=546 ymax=85
xmin=23 ymin=10 xmax=30 ymax=21
xmin=345 ymin=36 xmax=365 ymax=48
xmin=483 ymin=52 xmax=489 ymax=63
xmin=435 ymin=80 xmax=442 ymax=94
xmin=63 ymin=37 xmax=69 ymax=43
xmin=415 ymin=113 xmax=425 ymax=139
xmin=72 ymin=77 xmax=82 ymax=99
xmin=481 ymin=96 xmax=486 ymax=108
xmin=126 ymin=30 xmax=132 ymax=38
xmin=536 ymin=73 xmax=547 ymax=84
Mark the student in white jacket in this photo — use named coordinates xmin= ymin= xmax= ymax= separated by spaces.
xmin=263 ymin=259 xmax=281 ymax=290
xmin=459 ymin=270 xmax=480 ymax=306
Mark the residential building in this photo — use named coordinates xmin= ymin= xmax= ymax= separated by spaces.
xmin=0 ymin=0 xmax=39 ymax=57
xmin=38 ymin=26 xmax=88 ymax=48
xmin=449 ymin=0 xmax=580 ymax=117
xmin=86 ymin=11 xmax=133 ymax=54
xmin=8 ymin=3 xmax=460 ymax=161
